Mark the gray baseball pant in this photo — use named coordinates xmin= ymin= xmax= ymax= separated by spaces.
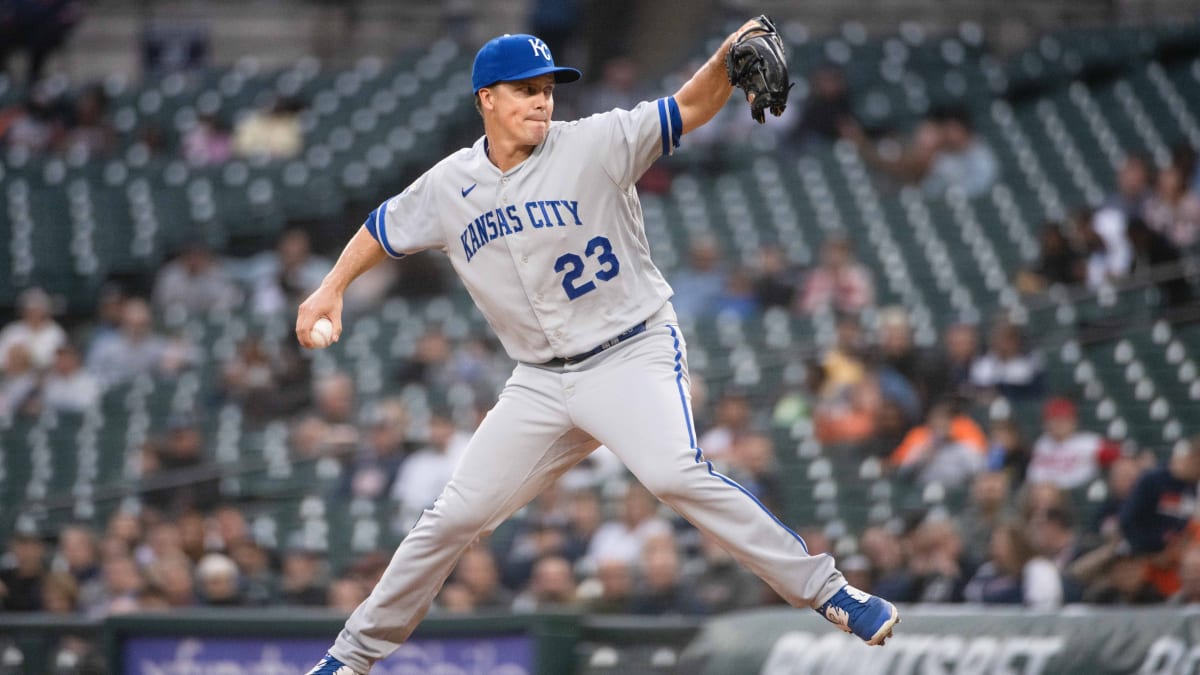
xmin=330 ymin=304 xmax=845 ymax=672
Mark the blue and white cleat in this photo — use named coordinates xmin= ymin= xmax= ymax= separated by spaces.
xmin=816 ymin=585 xmax=899 ymax=646
xmin=306 ymin=653 xmax=364 ymax=675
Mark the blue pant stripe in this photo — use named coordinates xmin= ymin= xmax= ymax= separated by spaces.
xmin=666 ymin=325 xmax=809 ymax=554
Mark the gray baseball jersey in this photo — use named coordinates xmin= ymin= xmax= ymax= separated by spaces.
xmin=364 ymin=97 xmax=681 ymax=363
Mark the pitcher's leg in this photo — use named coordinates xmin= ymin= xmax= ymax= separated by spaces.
xmin=569 ymin=325 xmax=844 ymax=608
xmin=329 ymin=368 xmax=594 ymax=673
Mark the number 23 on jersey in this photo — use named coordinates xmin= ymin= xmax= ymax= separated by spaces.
xmin=554 ymin=236 xmax=621 ymax=300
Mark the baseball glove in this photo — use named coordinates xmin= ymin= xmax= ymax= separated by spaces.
xmin=726 ymin=15 xmax=793 ymax=124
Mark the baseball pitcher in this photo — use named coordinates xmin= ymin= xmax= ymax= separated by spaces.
xmin=298 ymin=16 xmax=898 ymax=675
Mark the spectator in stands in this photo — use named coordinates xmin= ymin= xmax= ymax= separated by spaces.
xmin=54 ymin=525 xmax=102 ymax=612
xmin=140 ymin=414 xmax=221 ymax=513
xmin=394 ymin=328 xmax=455 ymax=391
xmin=697 ymin=388 xmax=753 ymax=465
xmin=820 ymin=313 xmax=869 ymax=397
xmin=1089 ymin=455 xmax=1145 ymax=544
xmin=691 ymin=532 xmax=768 ymax=613
xmin=195 ymin=553 xmax=245 ymax=607
xmin=1120 ymin=437 xmax=1200 ymax=559
xmin=631 ymin=534 xmax=708 ymax=615
xmin=177 ymin=511 xmax=207 ymax=563
xmin=968 ymin=318 xmax=1044 ymax=402
xmin=930 ymin=321 xmax=981 ymax=402
xmin=792 ymin=63 xmax=854 ymax=151
xmin=1082 ymin=550 xmax=1163 ymax=605
xmin=750 ymin=243 xmax=797 ymax=310
xmin=392 ymin=411 xmax=467 ymax=528
xmin=137 ymin=520 xmax=187 ymax=570
xmin=451 ymin=546 xmax=513 ymax=611
xmin=85 ymin=284 xmax=126 ymax=361
xmin=797 ymin=235 xmax=874 ymax=315
xmin=858 ymin=526 xmax=912 ymax=602
xmin=985 ymin=418 xmax=1031 ymax=486
xmin=88 ymin=297 xmax=194 ymax=388
xmin=0 ymin=287 xmax=66 ymax=370
xmin=770 ymin=359 xmax=821 ymax=431
xmin=586 ymin=482 xmax=671 ymax=567
xmin=813 ymin=370 xmax=882 ymax=448
xmin=434 ymin=582 xmax=476 ymax=614
xmin=227 ymin=540 xmax=274 ymax=606
xmin=40 ymin=571 xmax=79 ymax=613
xmin=586 ymin=558 xmax=635 ymax=614
xmin=502 ymin=516 xmax=573 ymax=592
xmin=1143 ymin=162 xmax=1200 ymax=250
xmin=714 ymin=267 xmax=757 ymax=319
xmin=1084 ymin=207 xmax=1133 ymax=289
xmin=511 ymin=555 xmax=577 ymax=612
xmin=1016 ymin=221 xmax=1086 ymax=294
xmin=889 ymin=398 xmax=987 ymax=490
xmin=182 ymin=112 xmax=233 ymax=167
xmin=328 ymin=576 xmax=369 ymax=614
xmin=232 ymin=95 xmax=304 ymax=160
xmin=839 ymin=116 xmax=941 ymax=190
xmin=962 ymin=522 xmax=1062 ymax=609
xmin=0 ymin=530 xmax=48 ymax=611
xmin=0 ymin=0 xmax=82 ymax=85
xmin=670 ymin=237 xmax=727 ymax=321
xmin=152 ymin=239 xmax=239 ymax=317
xmin=726 ymin=432 xmax=782 ymax=512
xmin=40 ymin=343 xmax=100 ymax=413
xmin=960 ymin=471 xmax=1013 ymax=554
xmin=60 ymin=84 xmax=114 ymax=161
xmin=147 ymin=554 xmax=196 ymax=608
xmin=1169 ymin=546 xmax=1200 ymax=605
xmin=303 ymin=370 xmax=360 ymax=450
xmin=1026 ymin=397 xmax=1119 ymax=490
xmin=0 ymin=343 xmax=39 ymax=418
xmin=220 ymin=334 xmax=311 ymax=424
xmin=1028 ymin=506 xmax=1085 ymax=602
xmin=905 ymin=519 xmax=972 ymax=603
xmin=1126 ymin=216 xmax=1193 ymax=309
xmin=279 ymin=545 xmax=328 ymax=607
xmin=95 ymin=554 xmax=143 ymax=616
xmin=209 ymin=505 xmax=251 ymax=554
xmin=1105 ymin=154 xmax=1153 ymax=218
xmin=341 ymin=399 xmax=409 ymax=500
xmin=921 ymin=107 xmax=999 ymax=198
xmin=104 ymin=511 xmax=141 ymax=557
xmin=242 ymin=229 xmax=332 ymax=317
xmin=0 ymin=87 xmax=64 ymax=154
xmin=872 ymin=306 xmax=934 ymax=417
xmin=562 ymin=488 xmax=603 ymax=565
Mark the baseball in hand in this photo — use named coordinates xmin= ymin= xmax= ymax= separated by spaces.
xmin=309 ymin=317 xmax=335 ymax=349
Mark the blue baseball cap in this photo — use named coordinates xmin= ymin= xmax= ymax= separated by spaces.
xmin=471 ymin=34 xmax=582 ymax=93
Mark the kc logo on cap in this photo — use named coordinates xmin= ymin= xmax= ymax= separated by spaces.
xmin=528 ymin=38 xmax=552 ymax=60
xmin=472 ymin=33 xmax=582 ymax=93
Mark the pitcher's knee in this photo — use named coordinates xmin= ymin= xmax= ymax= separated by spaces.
xmin=638 ymin=471 xmax=691 ymax=503
xmin=422 ymin=500 xmax=489 ymax=545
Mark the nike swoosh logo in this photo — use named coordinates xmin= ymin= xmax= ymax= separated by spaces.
xmin=461 ymin=184 xmax=477 ymax=198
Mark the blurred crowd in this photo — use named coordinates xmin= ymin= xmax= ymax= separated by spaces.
xmin=4 ymin=21 xmax=1200 ymax=635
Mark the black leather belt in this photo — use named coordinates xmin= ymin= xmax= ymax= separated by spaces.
xmin=541 ymin=322 xmax=647 ymax=367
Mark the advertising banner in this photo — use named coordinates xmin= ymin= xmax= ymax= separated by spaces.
xmin=122 ymin=634 xmax=534 ymax=675
xmin=677 ymin=606 xmax=1200 ymax=675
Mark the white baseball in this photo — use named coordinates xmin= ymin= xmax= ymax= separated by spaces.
xmin=310 ymin=317 xmax=335 ymax=349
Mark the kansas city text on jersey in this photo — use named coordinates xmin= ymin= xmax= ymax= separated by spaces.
xmin=459 ymin=199 xmax=583 ymax=262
